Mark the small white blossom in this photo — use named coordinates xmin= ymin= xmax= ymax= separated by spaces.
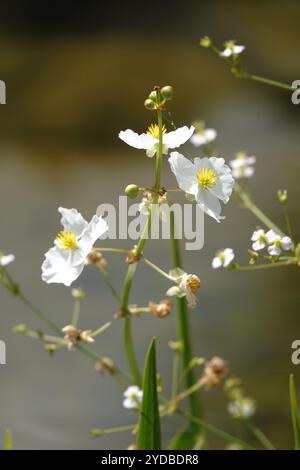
xmin=229 ymin=152 xmax=256 ymax=179
xmin=267 ymin=234 xmax=293 ymax=256
xmin=251 ymin=229 xmax=276 ymax=251
xmin=119 ymin=124 xmax=194 ymax=158
xmin=0 ymin=253 xmax=15 ymax=266
xmin=167 ymin=268 xmax=201 ymax=309
xmin=42 ymin=207 xmax=108 ymax=286
xmin=212 ymin=248 xmax=235 ymax=269
xmin=228 ymin=398 xmax=256 ymax=419
xmin=168 ymin=152 xmax=234 ymax=222
xmin=190 ymin=127 xmax=217 ymax=147
xmin=220 ymin=41 xmax=245 ymax=58
xmin=123 ymin=386 xmax=143 ymax=409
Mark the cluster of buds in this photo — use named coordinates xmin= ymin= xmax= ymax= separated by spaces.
xmin=200 ymin=356 xmax=228 ymax=389
xmin=144 ymin=85 xmax=173 ymax=111
xmin=148 ymin=299 xmax=172 ymax=318
xmin=225 ymin=377 xmax=256 ymax=419
xmin=62 ymin=325 xmax=94 ymax=350
xmin=85 ymin=251 xmax=107 ymax=270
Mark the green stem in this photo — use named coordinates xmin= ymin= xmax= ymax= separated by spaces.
xmin=154 ymin=109 xmax=163 ymax=190
xmin=72 ymin=299 xmax=81 ymax=327
xmin=247 ymin=74 xmax=294 ymax=92
xmin=170 ymin=211 xmax=201 ymax=422
xmin=282 ymin=203 xmax=295 ymax=244
xmin=245 ymin=420 xmax=276 ymax=450
xmin=235 ymin=259 xmax=296 ymax=271
xmin=235 ymin=184 xmax=285 ymax=237
xmin=18 ymin=292 xmax=62 ymax=335
xmin=124 ymin=314 xmax=142 ymax=386
xmin=91 ymin=321 xmax=112 ymax=338
xmin=143 ymin=257 xmax=173 ymax=281
xmin=98 ymin=266 xmax=120 ymax=303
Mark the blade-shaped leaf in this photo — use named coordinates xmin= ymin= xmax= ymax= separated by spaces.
xmin=289 ymin=374 xmax=300 ymax=450
xmin=4 ymin=430 xmax=13 ymax=450
xmin=137 ymin=338 xmax=161 ymax=450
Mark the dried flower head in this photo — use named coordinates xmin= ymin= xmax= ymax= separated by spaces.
xmin=149 ymin=299 xmax=172 ymax=318
xmin=202 ymin=356 xmax=228 ymax=388
xmin=62 ymin=325 xmax=94 ymax=350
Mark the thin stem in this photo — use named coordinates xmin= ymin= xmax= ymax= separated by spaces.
xmin=235 ymin=259 xmax=296 ymax=271
xmin=164 ymin=379 xmax=204 ymax=412
xmin=18 ymin=292 xmax=62 ymax=335
xmin=170 ymin=211 xmax=201 ymax=422
xmin=245 ymin=420 xmax=276 ymax=450
xmin=98 ymin=266 xmax=120 ymax=303
xmin=282 ymin=203 xmax=295 ymax=244
xmin=171 ymin=351 xmax=181 ymax=400
xmin=94 ymin=247 xmax=129 ymax=254
xmin=91 ymin=424 xmax=136 ymax=437
xmin=247 ymin=73 xmax=294 ymax=92
xmin=124 ymin=314 xmax=142 ymax=386
xmin=180 ymin=410 xmax=256 ymax=450
xmin=143 ymin=257 xmax=173 ymax=281
xmin=235 ymin=184 xmax=285 ymax=237
xmin=91 ymin=321 xmax=112 ymax=338
xmin=72 ymin=299 xmax=81 ymax=327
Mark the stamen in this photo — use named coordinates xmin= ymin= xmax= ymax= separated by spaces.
xmin=56 ymin=230 xmax=77 ymax=250
xmin=197 ymin=168 xmax=218 ymax=189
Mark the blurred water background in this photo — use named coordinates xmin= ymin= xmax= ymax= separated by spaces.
xmin=0 ymin=0 xmax=300 ymax=449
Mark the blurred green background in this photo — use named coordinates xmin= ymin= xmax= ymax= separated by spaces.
xmin=0 ymin=0 xmax=300 ymax=449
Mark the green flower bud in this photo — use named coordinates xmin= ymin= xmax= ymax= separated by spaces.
xmin=13 ymin=324 xmax=28 ymax=334
xmin=90 ymin=428 xmax=104 ymax=438
xmin=200 ymin=36 xmax=212 ymax=48
xmin=144 ymin=98 xmax=156 ymax=110
xmin=161 ymin=85 xmax=173 ymax=101
xmin=71 ymin=287 xmax=85 ymax=300
xmin=149 ymin=90 xmax=158 ymax=102
xmin=125 ymin=184 xmax=140 ymax=199
xmin=277 ymin=189 xmax=287 ymax=203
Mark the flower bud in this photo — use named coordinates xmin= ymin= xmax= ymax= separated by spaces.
xmin=90 ymin=428 xmax=104 ymax=438
xmin=168 ymin=340 xmax=183 ymax=352
xmin=201 ymin=356 xmax=228 ymax=388
xmin=161 ymin=85 xmax=173 ymax=101
xmin=277 ymin=189 xmax=287 ymax=203
xmin=149 ymin=90 xmax=159 ymax=102
xmin=13 ymin=324 xmax=28 ymax=334
xmin=200 ymin=36 xmax=212 ymax=48
xmin=144 ymin=98 xmax=156 ymax=110
xmin=71 ymin=287 xmax=85 ymax=300
xmin=125 ymin=184 xmax=140 ymax=199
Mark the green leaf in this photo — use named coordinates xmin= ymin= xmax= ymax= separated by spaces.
xmin=137 ymin=338 xmax=161 ymax=450
xmin=4 ymin=430 xmax=13 ymax=450
xmin=169 ymin=423 xmax=204 ymax=450
xmin=289 ymin=374 xmax=300 ymax=450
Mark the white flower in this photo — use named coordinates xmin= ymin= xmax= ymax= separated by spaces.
xmin=167 ymin=268 xmax=201 ymax=309
xmin=0 ymin=253 xmax=15 ymax=266
xmin=119 ymin=124 xmax=194 ymax=158
xmin=228 ymin=398 xmax=256 ymax=419
xmin=190 ymin=128 xmax=217 ymax=147
xmin=229 ymin=152 xmax=256 ymax=179
xmin=42 ymin=207 xmax=108 ymax=286
xmin=168 ymin=152 xmax=234 ymax=222
xmin=251 ymin=229 xmax=276 ymax=251
xmin=212 ymin=248 xmax=235 ymax=269
xmin=268 ymin=235 xmax=293 ymax=256
xmin=220 ymin=41 xmax=245 ymax=58
xmin=123 ymin=386 xmax=143 ymax=409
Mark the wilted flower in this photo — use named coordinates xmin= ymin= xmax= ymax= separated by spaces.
xmin=168 ymin=152 xmax=234 ymax=222
xmin=229 ymin=151 xmax=256 ymax=179
xmin=123 ymin=386 xmax=143 ymax=409
xmin=119 ymin=124 xmax=194 ymax=158
xmin=167 ymin=268 xmax=201 ymax=309
xmin=0 ymin=253 xmax=15 ymax=266
xmin=62 ymin=325 xmax=94 ymax=350
xmin=220 ymin=41 xmax=245 ymax=58
xmin=228 ymin=398 xmax=256 ymax=419
xmin=149 ymin=299 xmax=172 ymax=318
xmin=190 ymin=121 xmax=217 ymax=147
xmin=42 ymin=207 xmax=108 ymax=286
xmin=267 ymin=234 xmax=293 ymax=256
xmin=139 ymin=191 xmax=168 ymax=221
xmin=201 ymin=356 xmax=228 ymax=388
xmin=251 ymin=229 xmax=276 ymax=251
xmin=212 ymin=248 xmax=235 ymax=269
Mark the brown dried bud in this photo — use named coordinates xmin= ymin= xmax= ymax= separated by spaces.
xmin=149 ymin=299 xmax=172 ymax=318
xmin=114 ymin=309 xmax=128 ymax=318
xmin=85 ymin=251 xmax=107 ymax=269
xmin=201 ymin=356 xmax=228 ymax=388
xmin=62 ymin=325 xmax=94 ymax=349
xmin=95 ymin=357 xmax=116 ymax=375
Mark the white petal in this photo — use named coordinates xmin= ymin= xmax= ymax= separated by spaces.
xmin=196 ymin=189 xmax=224 ymax=222
xmin=124 ymin=386 xmax=141 ymax=398
xmin=265 ymin=230 xmax=277 ymax=243
xmin=209 ymin=157 xmax=234 ymax=203
xmin=123 ymin=398 xmax=137 ymax=409
xmin=251 ymin=229 xmax=264 ymax=242
xmin=166 ymin=286 xmax=182 ymax=297
xmin=243 ymin=167 xmax=255 ymax=178
xmin=58 ymin=207 xmax=88 ymax=237
xmin=281 ymin=236 xmax=292 ymax=251
xmin=223 ymin=249 xmax=235 ymax=266
xmin=0 ymin=254 xmax=15 ymax=266
xmin=79 ymin=215 xmax=108 ymax=256
xmin=220 ymin=48 xmax=232 ymax=57
xmin=168 ymin=152 xmax=197 ymax=194
xmin=268 ymin=244 xmax=281 ymax=256
xmin=190 ymin=134 xmax=206 ymax=147
xmin=212 ymin=256 xmax=222 ymax=269
xmin=146 ymin=144 xmax=157 ymax=158
xmin=41 ymin=246 xmax=84 ymax=286
xmin=233 ymin=45 xmax=245 ymax=54
xmin=163 ymin=126 xmax=195 ymax=149
xmin=119 ymin=129 xmax=155 ymax=150
xmin=252 ymin=240 xmax=265 ymax=251
xmin=169 ymin=267 xmax=186 ymax=280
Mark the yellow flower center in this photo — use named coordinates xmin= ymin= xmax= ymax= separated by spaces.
xmin=187 ymin=275 xmax=201 ymax=291
xmin=56 ymin=230 xmax=77 ymax=250
xmin=197 ymin=168 xmax=218 ymax=189
xmin=147 ymin=123 xmax=166 ymax=139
